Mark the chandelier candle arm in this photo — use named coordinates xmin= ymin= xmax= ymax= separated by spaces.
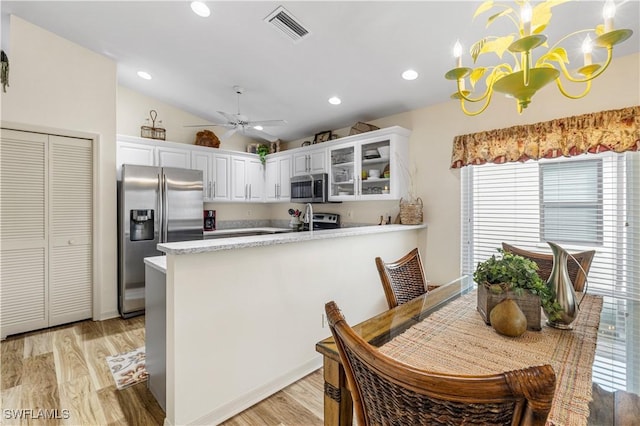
xmin=555 ymin=78 xmax=593 ymax=100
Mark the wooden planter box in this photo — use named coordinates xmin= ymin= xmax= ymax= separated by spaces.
xmin=477 ymin=284 xmax=542 ymax=331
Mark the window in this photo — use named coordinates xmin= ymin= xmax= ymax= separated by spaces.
xmin=461 ymin=151 xmax=640 ymax=395
xmin=540 ymin=160 xmax=603 ymax=245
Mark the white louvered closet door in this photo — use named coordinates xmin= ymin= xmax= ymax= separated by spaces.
xmin=0 ymin=130 xmax=49 ymax=337
xmin=49 ymin=135 xmax=93 ymax=326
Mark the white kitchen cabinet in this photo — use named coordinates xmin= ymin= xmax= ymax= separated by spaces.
xmin=327 ymin=127 xmax=410 ymax=201
xmin=117 ymin=140 xmax=155 ymax=177
xmin=1 ymin=129 xmax=93 ymax=338
xmin=191 ymin=150 xmax=230 ymax=202
xmin=265 ymin=154 xmax=291 ymax=202
xmin=157 ymin=146 xmax=191 ymax=169
xmin=231 ymin=155 xmax=264 ymax=202
xmin=292 ymin=147 xmax=326 ymax=176
xmin=117 ymin=135 xmax=191 ymax=177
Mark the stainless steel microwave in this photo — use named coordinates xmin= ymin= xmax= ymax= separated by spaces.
xmin=290 ymin=173 xmax=328 ymax=203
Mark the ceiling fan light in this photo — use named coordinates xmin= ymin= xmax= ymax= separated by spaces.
xmin=190 ymin=1 xmax=210 ymax=18
xmin=253 ymin=125 xmax=264 ymax=131
xmin=328 ymin=96 xmax=341 ymax=105
xmin=137 ymin=71 xmax=152 ymax=80
xmin=402 ymin=69 xmax=419 ymax=80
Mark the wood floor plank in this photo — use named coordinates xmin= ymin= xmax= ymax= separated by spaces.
xmin=76 ymin=319 xmax=105 ymax=342
xmin=114 ymin=382 xmax=164 ymax=426
xmin=1 ymin=338 xmax=24 ymax=389
xmin=84 ymin=338 xmax=119 ymax=391
xmin=20 ymin=382 xmax=62 ymax=426
xmin=23 ymin=329 xmax=52 ymax=358
xmin=222 ymin=389 xmax=322 ymax=426
xmin=281 ymin=369 xmax=324 ymax=420
xmin=96 ymin=385 xmax=127 ymax=425
xmin=105 ymin=331 xmax=140 ymax=356
xmin=22 ymin=352 xmax=58 ymax=391
xmin=0 ymin=385 xmax=23 ymax=426
xmin=52 ymin=327 xmax=90 ymax=384
xmin=58 ymin=375 xmax=107 ymax=426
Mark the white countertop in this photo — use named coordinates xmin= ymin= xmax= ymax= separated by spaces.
xmin=144 ymin=255 xmax=166 ymax=273
xmin=158 ymin=224 xmax=427 ymax=255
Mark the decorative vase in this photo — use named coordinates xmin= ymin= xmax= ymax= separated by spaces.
xmin=544 ymin=241 xmax=579 ymax=329
xmin=289 ymin=217 xmax=302 ymax=231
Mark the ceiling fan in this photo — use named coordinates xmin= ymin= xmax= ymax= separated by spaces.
xmin=185 ymin=86 xmax=286 ymax=142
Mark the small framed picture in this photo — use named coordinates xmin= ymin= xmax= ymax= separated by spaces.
xmin=313 ymin=130 xmax=332 ymax=144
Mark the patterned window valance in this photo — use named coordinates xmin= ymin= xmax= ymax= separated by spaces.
xmin=450 ymin=106 xmax=640 ymax=169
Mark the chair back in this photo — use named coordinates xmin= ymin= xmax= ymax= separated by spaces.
xmin=502 ymin=243 xmax=595 ymax=292
xmin=375 ymin=248 xmax=427 ymax=309
xmin=325 ymin=301 xmax=556 ymax=426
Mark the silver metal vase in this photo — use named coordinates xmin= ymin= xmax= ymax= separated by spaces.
xmin=545 ymin=241 xmax=579 ymax=329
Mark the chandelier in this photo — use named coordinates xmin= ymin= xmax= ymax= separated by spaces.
xmin=445 ymin=0 xmax=633 ymax=116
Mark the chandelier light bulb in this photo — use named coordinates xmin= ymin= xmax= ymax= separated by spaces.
xmin=521 ymin=2 xmax=532 ymax=36
xmin=603 ymin=0 xmax=616 ymax=32
xmin=582 ymin=35 xmax=593 ymax=66
xmin=253 ymin=125 xmax=263 ymax=131
xmin=453 ymin=40 xmax=463 ymax=68
xmin=328 ymin=96 xmax=341 ymax=105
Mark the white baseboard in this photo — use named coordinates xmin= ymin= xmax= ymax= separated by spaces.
xmin=188 ymin=357 xmax=323 ymax=425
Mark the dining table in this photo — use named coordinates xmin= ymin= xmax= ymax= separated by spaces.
xmin=315 ymin=275 xmax=604 ymax=426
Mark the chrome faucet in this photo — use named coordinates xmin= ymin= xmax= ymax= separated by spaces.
xmin=304 ymin=203 xmax=314 ymax=232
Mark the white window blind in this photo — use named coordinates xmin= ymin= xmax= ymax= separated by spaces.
xmin=461 ymin=151 xmax=640 ymax=394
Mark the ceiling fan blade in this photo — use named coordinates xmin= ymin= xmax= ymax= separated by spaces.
xmin=220 ymin=127 xmax=238 ymax=141
xmin=184 ymin=123 xmax=233 ymax=128
xmin=217 ymin=111 xmax=239 ymax=124
xmin=243 ymin=126 xmax=278 ymax=142
xmin=246 ymin=119 xmax=287 ymax=127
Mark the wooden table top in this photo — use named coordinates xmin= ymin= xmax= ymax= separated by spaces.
xmin=315 ymin=275 xmax=475 ymax=362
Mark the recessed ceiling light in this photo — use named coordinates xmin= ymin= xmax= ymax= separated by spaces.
xmin=137 ymin=71 xmax=152 ymax=80
xmin=253 ymin=125 xmax=264 ymax=131
xmin=190 ymin=1 xmax=210 ymax=18
xmin=328 ymin=96 xmax=341 ymax=105
xmin=402 ymin=69 xmax=419 ymax=80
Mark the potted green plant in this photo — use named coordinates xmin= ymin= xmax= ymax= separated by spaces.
xmin=256 ymin=144 xmax=269 ymax=165
xmin=474 ymin=249 xmax=562 ymax=331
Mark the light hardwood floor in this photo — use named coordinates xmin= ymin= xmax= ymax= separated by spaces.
xmin=0 ymin=316 xmax=323 ymax=425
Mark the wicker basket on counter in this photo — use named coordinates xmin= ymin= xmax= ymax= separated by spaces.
xmin=399 ymin=197 xmax=423 ymax=225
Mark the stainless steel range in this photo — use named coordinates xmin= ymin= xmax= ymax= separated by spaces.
xmin=303 ymin=213 xmax=341 ymax=231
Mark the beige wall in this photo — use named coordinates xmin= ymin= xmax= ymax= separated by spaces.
xmin=0 ymin=15 xmax=118 ymax=319
xmin=117 ymin=85 xmax=255 ymax=152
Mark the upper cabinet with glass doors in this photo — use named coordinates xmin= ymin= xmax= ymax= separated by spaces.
xmin=328 ymin=127 xmax=410 ymax=201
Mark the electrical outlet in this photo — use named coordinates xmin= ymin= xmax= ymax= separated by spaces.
xmin=322 ymin=313 xmax=326 ymax=328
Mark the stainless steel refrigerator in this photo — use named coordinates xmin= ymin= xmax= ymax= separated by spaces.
xmin=118 ymin=164 xmax=203 ymax=318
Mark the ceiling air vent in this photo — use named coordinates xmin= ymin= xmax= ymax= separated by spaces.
xmin=264 ymin=6 xmax=310 ymax=43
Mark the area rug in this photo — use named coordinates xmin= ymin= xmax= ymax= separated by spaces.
xmin=105 ymin=346 xmax=148 ymax=390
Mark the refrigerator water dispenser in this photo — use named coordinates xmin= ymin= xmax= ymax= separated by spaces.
xmin=130 ymin=209 xmax=154 ymax=241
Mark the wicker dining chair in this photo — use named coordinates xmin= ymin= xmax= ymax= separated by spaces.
xmin=502 ymin=243 xmax=595 ymax=292
xmin=325 ymin=300 xmax=556 ymax=426
xmin=375 ymin=248 xmax=432 ymax=309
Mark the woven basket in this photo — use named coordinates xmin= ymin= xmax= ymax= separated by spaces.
xmin=399 ymin=197 xmax=423 ymax=225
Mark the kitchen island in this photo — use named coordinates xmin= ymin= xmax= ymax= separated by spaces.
xmin=149 ymin=224 xmax=427 ymax=425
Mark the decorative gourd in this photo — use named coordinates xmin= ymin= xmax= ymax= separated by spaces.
xmin=490 ymin=299 xmax=527 ymax=337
